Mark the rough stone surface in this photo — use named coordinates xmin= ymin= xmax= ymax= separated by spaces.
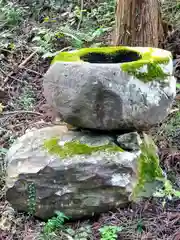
xmin=5 ymin=126 xmax=140 ymax=220
xmin=43 ymin=61 xmax=176 ymax=131
xmin=0 ymin=205 xmax=15 ymax=232
xmin=117 ymin=132 xmax=142 ymax=151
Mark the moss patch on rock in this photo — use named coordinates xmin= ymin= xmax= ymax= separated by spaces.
xmin=121 ymin=48 xmax=171 ymax=82
xmin=52 ymin=46 xmax=172 ymax=82
xmin=132 ymin=133 xmax=164 ymax=200
xmin=43 ymin=137 xmax=124 ymax=158
xmin=52 ymin=46 xmax=140 ymax=64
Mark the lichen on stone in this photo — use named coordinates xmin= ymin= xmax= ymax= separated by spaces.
xmin=43 ymin=137 xmax=124 ymax=158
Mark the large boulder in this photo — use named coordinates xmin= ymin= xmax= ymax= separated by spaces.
xmin=43 ymin=46 xmax=176 ymax=131
xmin=5 ymin=125 xmax=144 ymax=220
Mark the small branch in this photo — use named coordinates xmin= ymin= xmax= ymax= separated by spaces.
xmin=59 ymin=46 xmax=72 ymax=52
xmin=77 ymin=0 xmax=84 ymax=30
xmin=2 ymin=50 xmax=38 ymax=87
xmin=19 ymin=50 xmax=38 ymax=68
xmin=0 ymin=48 xmax=12 ymax=54
xmin=60 ymin=232 xmax=74 ymax=240
xmin=0 ymin=68 xmax=23 ymax=83
xmin=1 ymin=110 xmax=43 ymax=116
xmin=20 ymin=66 xmax=43 ymax=76
xmin=168 ymin=108 xmax=179 ymax=114
xmin=0 ymin=67 xmax=7 ymax=75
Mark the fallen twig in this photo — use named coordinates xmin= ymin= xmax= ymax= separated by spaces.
xmin=0 ymin=67 xmax=23 ymax=83
xmin=1 ymin=110 xmax=43 ymax=116
xmin=20 ymin=66 xmax=43 ymax=76
xmin=60 ymin=232 xmax=74 ymax=240
xmin=0 ymin=48 xmax=12 ymax=54
xmin=2 ymin=50 xmax=38 ymax=87
xmin=168 ymin=108 xmax=179 ymax=114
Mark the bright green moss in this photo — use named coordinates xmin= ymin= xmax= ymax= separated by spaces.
xmin=51 ymin=46 xmax=172 ymax=82
xmin=121 ymin=49 xmax=171 ymax=82
xmin=132 ymin=134 xmax=164 ymax=199
xmin=43 ymin=137 xmax=124 ymax=158
xmin=51 ymin=46 xmax=138 ymax=64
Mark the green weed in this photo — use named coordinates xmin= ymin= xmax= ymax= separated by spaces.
xmin=17 ymin=86 xmax=35 ymax=111
xmin=0 ymin=1 xmax=26 ymax=27
xmin=31 ymin=0 xmax=115 ymax=58
xmin=162 ymin=0 xmax=180 ymax=26
xmin=43 ymin=211 xmax=69 ymax=234
xmin=154 ymin=178 xmax=180 ymax=206
xmin=99 ymin=226 xmax=123 ymax=240
xmin=32 ymin=25 xmax=110 ymax=58
xmin=176 ymin=83 xmax=180 ymax=89
xmin=164 ymin=111 xmax=180 ymax=138
xmin=65 ymin=225 xmax=92 ymax=240
xmin=77 ymin=0 xmax=115 ymax=30
xmin=27 ymin=182 xmax=36 ymax=216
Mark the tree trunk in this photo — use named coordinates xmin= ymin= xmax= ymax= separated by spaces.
xmin=113 ymin=0 xmax=164 ymax=47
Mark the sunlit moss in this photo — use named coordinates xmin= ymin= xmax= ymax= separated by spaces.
xmin=52 ymin=46 xmax=172 ymax=82
xmin=43 ymin=137 xmax=124 ymax=158
xmin=51 ymin=46 xmax=138 ymax=63
xmin=132 ymin=133 xmax=164 ymax=199
xmin=121 ymin=48 xmax=170 ymax=82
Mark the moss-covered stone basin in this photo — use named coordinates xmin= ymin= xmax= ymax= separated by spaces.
xmin=43 ymin=46 xmax=176 ymax=131
xmin=52 ymin=46 xmax=173 ymax=82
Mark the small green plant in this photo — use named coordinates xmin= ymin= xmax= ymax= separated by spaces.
xmin=99 ymin=226 xmax=123 ymax=240
xmin=154 ymin=178 xmax=180 ymax=206
xmin=27 ymin=182 xmax=36 ymax=216
xmin=80 ymin=0 xmax=115 ymax=30
xmin=165 ymin=111 xmax=180 ymax=137
xmin=43 ymin=211 xmax=69 ymax=234
xmin=136 ymin=220 xmax=144 ymax=233
xmin=32 ymin=25 xmax=110 ymax=59
xmin=66 ymin=225 xmax=92 ymax=240
xmin=32 ymin=28 xmax=58 ymax=54
xmin=161 ymin=0 xmax=180 ymax=27
xmin=17 ymin=86 xmax=35 ymax=110
xmin=0 ymin=1 xmax=25 ymax=27
xmin=176 ymin=83 xmax=180 ymax=89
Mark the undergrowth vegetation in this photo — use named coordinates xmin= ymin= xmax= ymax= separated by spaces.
xmin=161 ymin=0 xmax=180 ymax=27
xmin=0 ymin=0 xmax=115 ymax=56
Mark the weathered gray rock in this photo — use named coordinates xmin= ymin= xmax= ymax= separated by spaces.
xmin=117 ymin=132 xmax=142 ymax=151
xmin=5 ymin=126 xmax=141 ymax=220
xmin=0 ymin=205 xmax=15 ymax=232
xmin=43 ymin=47 xmax=176 ymax=131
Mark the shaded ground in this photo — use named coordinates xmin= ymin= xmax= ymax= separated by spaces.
xmin=0 ymin=0 xmax=180 ymax=239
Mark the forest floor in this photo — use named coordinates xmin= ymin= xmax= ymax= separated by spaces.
xmin=0 ymin=0 xmax=180 ymax=239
